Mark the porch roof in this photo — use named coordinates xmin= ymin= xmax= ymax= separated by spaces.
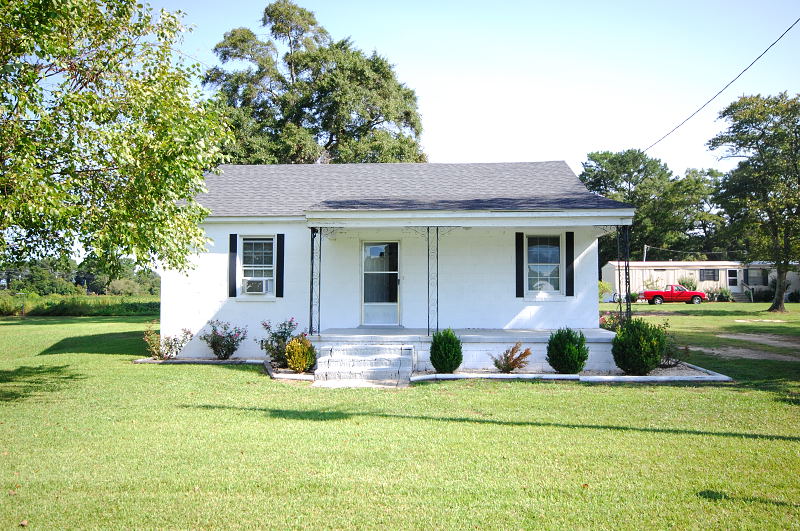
xmin=200 ymin=161 xmax=633 ymax=218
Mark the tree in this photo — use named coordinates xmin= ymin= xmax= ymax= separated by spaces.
xmin=709 ymin=93 xmax=800 ymax=312
xmin=204 ymin=0 xmax=425 ymax=164
xmin=579 ymin=149 xmax=715 ymax=266
xmin=1 ymin=0 xmax=230 ymax=274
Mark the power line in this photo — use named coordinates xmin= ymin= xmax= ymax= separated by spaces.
xmin=643 ymin=15 xmax=800 ymax=153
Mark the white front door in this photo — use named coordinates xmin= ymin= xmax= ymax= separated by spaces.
xmin=362 ymin=242 xmax=400 ymax=325
xmin=727 ymin=269 xmax=742 ymax=293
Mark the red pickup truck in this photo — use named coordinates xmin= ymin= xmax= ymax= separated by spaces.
xmin=640 ymin=284 xmax=707 ymax=305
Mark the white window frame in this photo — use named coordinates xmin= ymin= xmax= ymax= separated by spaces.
xmin=525 ymin=233 xmax=565 ymax=298
xmin=239 ymin=236 xmax=275 ymax=297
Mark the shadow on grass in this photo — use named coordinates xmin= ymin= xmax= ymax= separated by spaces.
xmin=39 ymin=332 xmax=148 ymax=357
xmin=0 ymin=364 xmax=86 ymax=402
xmin=182 ymin=404 xmax=800 ymax=442
xmin=698 ymin=490 xmax=799 ymax=508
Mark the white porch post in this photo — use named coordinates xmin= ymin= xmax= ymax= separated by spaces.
xmin=427 ymin=226 xmax=439 ymax=335
xmin=308 ymin=227 xmax=322 ymax=333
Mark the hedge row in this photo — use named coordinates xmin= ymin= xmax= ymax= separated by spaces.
xmin=0 ymin=293 xmax=159 ymax=316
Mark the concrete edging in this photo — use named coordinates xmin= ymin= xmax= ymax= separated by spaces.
xmin=133 ymin=358 xmax=264 ymax=365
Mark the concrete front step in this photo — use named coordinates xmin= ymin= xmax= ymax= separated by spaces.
xmin=313 ymin=344 xmax=413 ymax=387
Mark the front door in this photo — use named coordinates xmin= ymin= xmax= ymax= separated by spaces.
xmin=727 ymin=269 xmax=742 ymax=293
xmin=362 ymin=242 xmax=399 ymax=325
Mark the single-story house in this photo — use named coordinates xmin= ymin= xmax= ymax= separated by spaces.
xmin=161 ymin=162 xmax=634 ymax=372
xmin=602 ymin=260 xmax=800 ymax=300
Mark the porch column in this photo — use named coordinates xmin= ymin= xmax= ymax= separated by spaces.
xmin=308 ymin=227 xmax=322 ymax=334
xmin=427 ymin=226 xmax=439 ymax=335
xmin=616 ymin=225 xmax=632 ymax=321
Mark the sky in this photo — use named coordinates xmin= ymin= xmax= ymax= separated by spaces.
xmin=149 ymin=0 xmax=800 ymax=176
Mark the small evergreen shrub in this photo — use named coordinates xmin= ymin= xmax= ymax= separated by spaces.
xmin=546 ymin=328 xmax=589 ymax=373
xmin=612 ymin=318 xmax=666 ymax=375
xmin=199 ymin=320 xmax=247 ymax=360
xmin=143 ymin=321 xmax=192 ymax=360
xmin=677 ymin=276 xmax=697 ymax=291
xmin=256 ymin=317 xmax=298 ymax=368
xmin=285 ymin=334 xmax=317 ymax=373
xmin=429 ymin=328 xmax=462 ymax=373
xmin=788 ymin=290 xmax=800 ymax=303
xmin=491 ymin=342 xmax=532 ymax=373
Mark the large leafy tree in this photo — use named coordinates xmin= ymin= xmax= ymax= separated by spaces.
xmin=579 ymin=150 xmax=717 ymax=267
xmin=709 ymin=93 xmax=800 ymax=312
xmin=0 ymin=0 xmax=230 ymax=274
xmin=204 ymin=0 xmax=426 ymax=164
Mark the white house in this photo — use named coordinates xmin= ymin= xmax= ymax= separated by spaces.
xmin=161 ymin=162 xmax=634 ymax=374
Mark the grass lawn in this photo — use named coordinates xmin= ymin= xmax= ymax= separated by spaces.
xmin=1 ymin=313 xmax=799 ymax=529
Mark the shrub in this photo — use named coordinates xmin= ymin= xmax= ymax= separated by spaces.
xmin=143 ymin=321 xmax=192 ymax=360
xmin=198 ymin=320 xmax=248 ymax=360
xmin=429 ymin=328 xmax=462 ymax=373
xmin=491 ymin=342 xmax=532 ymax=373
xmin=716 ymin=287 xmax=732 ymax=302
xmin=546 ymin=328 xmax=589 ymax=374
xmin=598 ymin=280 xmax=612 ymax=301
xmin=627 ymin=292 xmax=639 ymax=302
xmin=788 ymin=290 xmax=800 ymax=303
xmin=107 ymin=278 xmax=141 ymax=296
xmin=599 ymin=311 xmax=622 ymax=331
xmin=256 ymin=318 xmax=298 ymax=368
xmin=285 ymin=334 xmax=317 ymax=373
xmin=677 ymin=276 xmax=697 ymax=291
xmin=0 ymin=294 xmax=158 ymax=316
xmin=612 ymin=318 xmax=666 ymax=375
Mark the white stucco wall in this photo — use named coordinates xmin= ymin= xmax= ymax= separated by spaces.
xmin=161 ymin=221 xmax=601 ymax=358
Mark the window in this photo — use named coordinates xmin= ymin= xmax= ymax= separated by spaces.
xmin=242 ymin=238 xmax=274 ymax=294
xmin=699 ymin=269 xmax=719 ymax=281
xmin=527 ymin=235 xmax=561 ymax=292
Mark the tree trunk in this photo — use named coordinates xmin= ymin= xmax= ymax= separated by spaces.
xmin=767 ymin=266 xmax=787 ymax=312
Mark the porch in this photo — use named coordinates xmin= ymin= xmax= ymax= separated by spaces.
xmin=312 ymin=327 xmax=618 ymax=373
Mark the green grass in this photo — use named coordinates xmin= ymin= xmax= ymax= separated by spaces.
xmin=600 ymin=302 xmax=800 ymax=358
xmin=1 ymin=313 xmax=799 ymax=529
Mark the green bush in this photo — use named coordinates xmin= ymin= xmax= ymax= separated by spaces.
xmin=0 ymin=293 xmax=159 ymax=316
xmin=677 ymin=276 xmax=697 ymax=291
xmin=612 ymin=318 xmax=666 ymax=375
xmin=546 ymin=328 xmax=589 ymax=373
xmin=788 ymin=290 xmax=800 ymax=303
xmin=598 ymin=281 xmax=612 ymax=301
xmin=716 ymin=287 xmax=733 ymax=302
xmin=143 ymin=321 xmax=192 ymax=360
xmin=198 ymin=320 xmax=248 ymax=360
xmin=429 ymin=328 xmax=462 ymax=373
xmin=285 ymin=334 xmax=317 ymax=373
xmin=256 ymin=318 xmax=298 ymax=368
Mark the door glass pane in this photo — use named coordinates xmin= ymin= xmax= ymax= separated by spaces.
xmin=364 ymin=243 xmax=398 ymax=272
xmin=364 ymin=273 xmax=398 ymax=303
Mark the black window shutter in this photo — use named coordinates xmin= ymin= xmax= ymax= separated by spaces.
xmin=565 ymin=232 xmax=575 ymax=296
xmin=515 ymin=232 xmax=524 ymax=297
xmin=228 ymin=234 xmax=237 ymax=297
xmin=743 ymin=269 xmax=749 ymax=284
xmin=276 ymin=234 xmax=285 ymax=297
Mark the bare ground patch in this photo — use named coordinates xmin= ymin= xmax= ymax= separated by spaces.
xmin=716 ymin=333 xmax=800 ymax=350
xmin=691 ymin=346 xmax=799 ymax=362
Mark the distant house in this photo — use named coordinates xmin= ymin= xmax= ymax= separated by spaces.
xmin=161 ymin=162 xmax=634 ymax=373
xmin=602 ymin=260 xmax=800 ymax=301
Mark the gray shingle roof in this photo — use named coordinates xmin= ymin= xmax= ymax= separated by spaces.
xmin=199 ymin=161 xmax=631 ymax=216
